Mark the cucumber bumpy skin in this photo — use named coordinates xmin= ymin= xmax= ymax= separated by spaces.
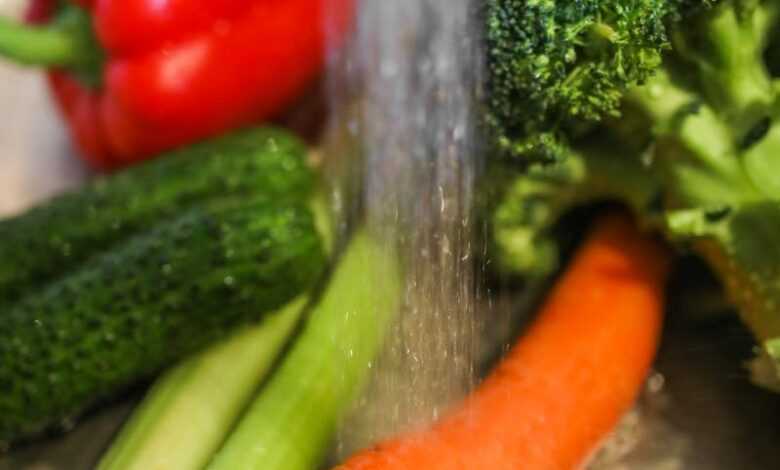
xmin=0 ymin=198 xmax=326 ymax=446
xmin=0 ymin=127 xmax=312 ymax=305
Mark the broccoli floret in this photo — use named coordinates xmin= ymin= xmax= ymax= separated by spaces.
xmin=489 ymin=0 xmax=780 ymax=388
xmin=485 ymin=0 xmax=683 ymax=163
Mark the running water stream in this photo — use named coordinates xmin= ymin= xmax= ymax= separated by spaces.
xmin=323 ymin=0 xmax=489 ymax=459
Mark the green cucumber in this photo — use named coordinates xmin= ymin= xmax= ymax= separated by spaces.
xmin=0 ymin=198 xmax=326 ymax=446
xmin=0 ymin=127 xmax=312 ymax=305
xmin=207 ymin=229 xmax=402 ymax=470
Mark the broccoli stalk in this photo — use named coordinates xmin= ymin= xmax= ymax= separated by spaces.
xmin=488 ymin=146 xmax=660 ymax=275
xmin=488 ymin=0 xmax=780 ymax=387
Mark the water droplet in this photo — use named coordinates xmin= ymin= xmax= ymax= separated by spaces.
xmin=646 ymin=372 xmax=665 ymax=394
xmin=59 ymin=416 xmax=76 ymax=432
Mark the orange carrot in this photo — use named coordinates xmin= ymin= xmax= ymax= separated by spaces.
xmin=335 ymin=214 xmax=671 ymax=470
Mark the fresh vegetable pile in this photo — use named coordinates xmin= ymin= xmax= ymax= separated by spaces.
xmin=1 ymin=0 xmax=780 ymax=468
xmin=0 ymin=120 xmax=401 ymax=469
xmin=485 ymin=0 xmax=780 ymax=387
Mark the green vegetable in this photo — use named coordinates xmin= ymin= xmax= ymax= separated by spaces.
xmin=0 ymin=127 xmax=312 ymax=305
xmin=0 ymin=198 xmax=326 ymax=446
xmin=96 ymin=297 xmax=310 ymax=470
xmin=487 ymin=0 xmax=780 ymax=386
xmin=485 ymin=0 xmax=686 ymax=163
xmin=207 ymin=229 xmax=402 ymax=470
xmin=96 ymin=195 xmax=334 ymax=470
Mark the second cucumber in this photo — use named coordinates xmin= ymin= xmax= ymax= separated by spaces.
xmin=0 ymin=127 xmax=313 ymax=305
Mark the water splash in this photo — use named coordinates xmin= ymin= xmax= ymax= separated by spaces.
xmin=323 ymin=0 xmax=487 ymax=458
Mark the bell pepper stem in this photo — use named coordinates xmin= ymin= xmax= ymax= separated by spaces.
xmin=0 ymin=15 xmax=82 ymax=66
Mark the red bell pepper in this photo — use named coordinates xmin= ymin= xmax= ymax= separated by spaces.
xmin=0 ymin=0 xmax=354 ymax=170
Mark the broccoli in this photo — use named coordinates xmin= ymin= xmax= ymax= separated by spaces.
xmin=485 ymin=0 xmax=683 ymax=163
xmin=486 ymin=0 xmax=780 ymax=388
